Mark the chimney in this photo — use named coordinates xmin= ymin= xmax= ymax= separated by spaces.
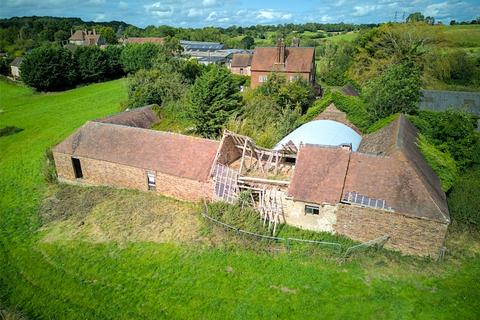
xmin=292 ymin=37 xmax=300 ymax=47
xmin=275 ymin=38 xmax=286 ymax=65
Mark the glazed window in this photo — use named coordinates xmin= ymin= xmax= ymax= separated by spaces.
xmin=147 ymin=172 xmax=156 ymax=190
xmin=305 ymin=205 xmax=319 ymax=215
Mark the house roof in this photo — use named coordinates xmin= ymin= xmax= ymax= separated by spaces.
xmin=53 ymin=122 xmax=219 ymax=182
xmin=125 ymin=37 xmax=165 ymax=45
xmin=231 ymin=53 xmax=253 ymax=67
xmin=355 ymin=115 xmax=449 ymax=223
xmin=314 ymin=103 xmax=362 ymax=134
xmin=274 ymin=119 xmax=362 ymax=151
xmin=69 ymin=30 xmax=85 ymax=41
xmin=287 ymin=145 xmax=351 ymax=205
xmin=251 ymin=47 xmax=314 ymax=73
xmin=10 ymin=57 xmax=23 ymax=67
xmin=96 ymin=105 xmax=160 ymax=129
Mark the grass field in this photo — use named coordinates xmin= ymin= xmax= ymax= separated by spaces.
xmin=1 ymin=78 xmax=480 ymax=319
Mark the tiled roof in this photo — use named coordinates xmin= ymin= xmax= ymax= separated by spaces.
xmin=231 ymin=53 xmax=253 ymax=67
xmin=354 ymin=115 xmax=449 ymax=223
xmin=251 ymin=47 xmax=314 ymax=73
xmin=96 ymin=105 xmax=160 ymax=129
xmin=287 ymin=145 xmax=351 ymax=205
xmin=69 ymin=30 xmax=85 ymax=41
xmin=53 ymin=122 xmax=219 ymax=182
xmin=314 ymin=103 xmax=362 ymax=134
xmin=125 ymin=37 xmax=165 ymax=44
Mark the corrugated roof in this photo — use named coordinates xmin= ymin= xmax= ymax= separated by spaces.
xmin=10 ymin=57 xmax=23 ymax=67
xmin=287 ymin=145 xmax=351 ymax=205
xmin=53 ymin=122 xmax=219 ymax=182
xmin=180 ymin=40 xmax=225 ymax=51
xmin=251 ymin=47 xmax=314 ymax=73
xmin=231 ymin=53 xmax=253 ymax=67
xmin=275 ymin=120 xmax=362 ymax=151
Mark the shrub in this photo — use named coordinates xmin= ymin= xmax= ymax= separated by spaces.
xmin=20 ymin=45 xmax=76 ymax=91
xmin=206 ymin=202 xmax=268 ymax=235
xmin=366 ymin=113 xmax=399 ymax=133
xmin=448 ymin=165 xmax=480 ymax=228
xmin=363 ymin=62 xmax=421 ymax=121
xmin=417 ymin=134 xmax=459 ymax=192
xmin=104 ymin=45 xmax=125 ymax=79
xmin=121 ymin=43 xmax=161 ymax=73
xmin=127 ymin=68 xmax=186 ymax=108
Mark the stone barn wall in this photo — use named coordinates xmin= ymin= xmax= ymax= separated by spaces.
xmin=283 ymin=199 xmax=337 ymax=232
xmin=335 ymin=204 xmax=449 ymax=257
xmin=53 ymin=152 xmax=212 ymax=202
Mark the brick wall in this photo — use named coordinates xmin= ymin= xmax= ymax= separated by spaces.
xmin=335 ymin=204 xmax=448 ymax=257
xmin=250 ymin=71 xmax=310 ymax=88
xmin=53 ymin=152 xmax=212 ymax=202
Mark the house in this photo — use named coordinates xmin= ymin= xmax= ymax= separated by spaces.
xmin=250 ymin=38 xmax=316 ymax=88
xmin=122 ymin=37 xmax=165 ymax=45
xmin=10 ymin=57 xmax=23 ymax=79
xmin=69 ymin=29 xmax=106 ymax=46
xmin=54 ymin=106 xmax=449 ymax=257
xmin=229 ymin=53 xmax=253 ymax=76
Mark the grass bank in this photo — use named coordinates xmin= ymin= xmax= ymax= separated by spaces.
xmin=1 ymin=79 xmax=480 ymax=319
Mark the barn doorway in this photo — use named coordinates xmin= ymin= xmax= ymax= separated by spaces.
xmin=72 ymin=158 xmax=83 ymax=178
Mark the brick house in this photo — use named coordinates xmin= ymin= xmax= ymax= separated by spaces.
xmin=250 ymin=38 xmax=315 ymax=88
xmin=53 ymin=106 xmax=449 ymax=257
xmin=69 ymin=29 xmax=106 ymax=46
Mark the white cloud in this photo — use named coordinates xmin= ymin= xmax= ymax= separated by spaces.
xmin=352 ymin=4 xmax=379 ymax=16
xmin=88 ymin=0 xmax=105 ymax=4
xmin=202 ymin=0 xmax=216 ymax=6
xmin=118 ymin=1 xmax=128 ymax=10
xmin=425 ymin=1 xmax=448 ymax=17
xmin=93 ymin=13 xmax=107 ymax=21
xmin=144 ymin=2 xmax=174 ymax=18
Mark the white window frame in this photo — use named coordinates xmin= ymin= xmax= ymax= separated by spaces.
xmin=147 ymin=172 xmax=156 ymax=190
xmin=259 ymin=75 xmax=268 ymax=83
xmin=305 ymin=204 xmax=320 ymax=215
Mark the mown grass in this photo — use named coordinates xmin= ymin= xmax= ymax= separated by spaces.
xmin=1 ymin=78 xmax=480 ymax=319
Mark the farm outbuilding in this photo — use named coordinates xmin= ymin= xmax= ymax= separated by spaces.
xmin=53 ymin=106 xmax=450 ymax=257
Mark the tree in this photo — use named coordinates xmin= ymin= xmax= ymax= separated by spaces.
xmin=278 ymin=78 xmax=315 ymax=113
xmin=53 ymin=30 xmax=69 ymax=42
xmin=363 ymin=62 xmax=421 ymax=121
xmin=240 ymin=36 xmax=254 ymax=49
xmin=98 ymin=26 xmax=117 ymax=44
xmin=127 ymin=68 xmax=186 ymax=108
xmin=74 ymin=46 xmax=108 ymax=83
xmin=189 ymin=66 xmax=242 ymax=138
xmin=425 ymin=16 xmax=435 ymax=25
xmin=20 ymin=45 xmax=76 ymax=91
xmin=120 ymin=43 xmax=161 ymax=73
xmin=406 ymin=12 xmax=425 ymax=23
xmin=104 ymin=45 xmax=124 ymax=79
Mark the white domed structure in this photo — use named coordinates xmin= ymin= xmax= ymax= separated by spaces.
xmin=275 ymin=120 xmax=363 ymax=151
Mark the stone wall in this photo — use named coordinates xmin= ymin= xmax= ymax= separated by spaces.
xmin=53 ymin=152 xmax=212 ymax=202
xmin=335 ymin=204 xmax=449 ymax=257
xmin=283 ymin=199 xmax=337 ymax=232
xmin=230 ymin=66 xmax=251 ymax=76
xmin=217 ymin=136 xmax=241 ymax=165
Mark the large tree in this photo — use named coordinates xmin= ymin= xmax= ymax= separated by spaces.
xmin=363 ymin=62 xmax=421 ymax=121
xmin=189 ymin=66 xmax=242 ymax=138
xmin=74 ymin=46 xmax=108 ymax=83
xmin=20 ymin=45 xmax=76 ymax=91
xmin=120 ymin=43 xmax=161 ymax=73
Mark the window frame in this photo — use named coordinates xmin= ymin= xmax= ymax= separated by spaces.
xmin=305 ymin=204 xmax=320 ymax=215
xmin=147 ymin=172 xmax=156 ymax=191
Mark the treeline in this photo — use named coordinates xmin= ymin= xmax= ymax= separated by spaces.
xmin=19 ymin=41 xmax=183 ymax=91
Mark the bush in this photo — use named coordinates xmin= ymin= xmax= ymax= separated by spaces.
xmin=448 ymin=165 xmax=480 ymax=228
xmin=20 ymin=45 xmax=76 ymax=91
xmin=121 ymin=43 xmax=161 ymax=73
xmin=417 ymin=134 xmax=459 ymax=192
xmin=363 ymin=62 xmax=421 ymax=121
xmin=127 ymin=68 xmax=186 ymax=108
xmin=366 ymin=113 xmax=399 ymax=133
xmin=409 ymin=110 xmax=480 ymax=170
xmin=104 ymin=45 xmax=125 ymax=79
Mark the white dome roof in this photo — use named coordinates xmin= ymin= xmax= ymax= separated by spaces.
xmin=275 ymin=120 xmax=362 ymax=151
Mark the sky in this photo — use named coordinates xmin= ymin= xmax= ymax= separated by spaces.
xmin=0 ymin=0 xmax=479 ymax=28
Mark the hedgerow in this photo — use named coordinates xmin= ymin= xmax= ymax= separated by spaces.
xmin=448 ymin=165 xmax=480 ymax=228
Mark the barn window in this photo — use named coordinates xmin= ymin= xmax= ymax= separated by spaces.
xmin=147 ymin=172 xmax=156 ymax=191
xmin=305 ymin=204 xmax=319 ymax=215
xmin=72 ymin=158 xmax=83 ymax=179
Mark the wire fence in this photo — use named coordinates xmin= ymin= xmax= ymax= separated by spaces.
xmin=202 ymin=204 xmax=389 ymax=260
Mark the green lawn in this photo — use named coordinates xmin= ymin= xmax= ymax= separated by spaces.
xmin=1 ymin=78 xmax=480 ymax=319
